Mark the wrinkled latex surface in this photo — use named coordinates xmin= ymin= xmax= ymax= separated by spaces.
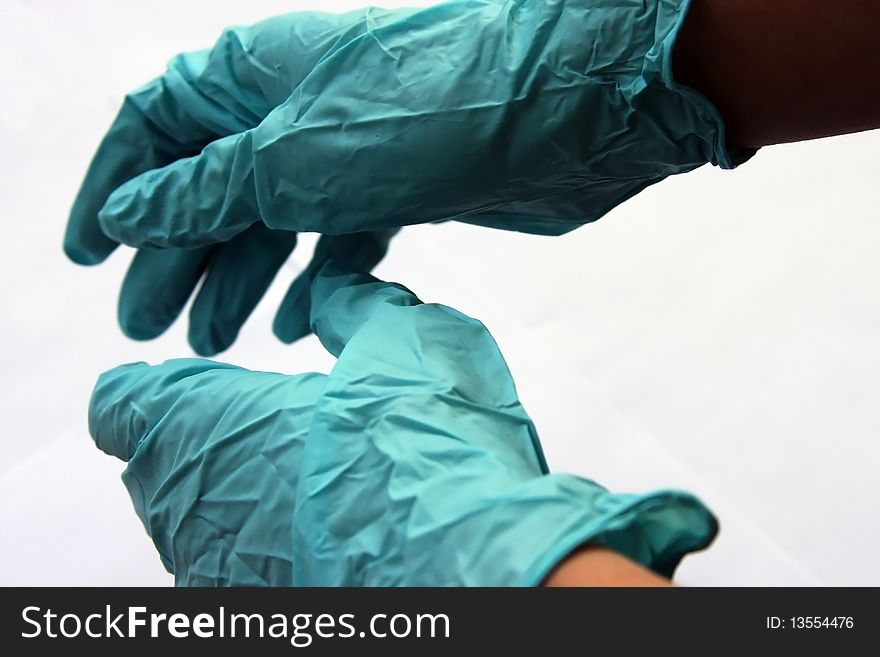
xmin=89 ymin=262 xmax=717 ymax=586
xmin=65 ymin=0 xmax=753 ymax=355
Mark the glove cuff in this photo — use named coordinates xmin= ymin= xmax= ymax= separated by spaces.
xmin=519 ymin=476 xmax=718 ymax=586
xmin=420 ymin=474 xmax=717 ymax=586
xmin=654 ymin=0 xmax=758 ymax=169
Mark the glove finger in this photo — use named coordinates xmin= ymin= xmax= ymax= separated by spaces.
xmin=64 ymin=95 xmax=210 ymax=265
xmin=274 ymin=229 xmax=398 ymax=344
xmin=89 ymin=359 xmax=242 ymax=461
xmin=64 ymin=28 xmax=291 ymax=267
xmin=310 ymin=260 xmax=523 ymax=409
xmin=308 ymin=262 xmax=420 ymax=359
xmin=89 ymin=359 xmax=326 ymax=584
xmin=98 ymin=131 xmax=263 ymax=249
xmin=65 ymin=5 xmax=416 ymax=264
xmin=118 ymin=246 xmax=213 ymax=340
xmin=189 ymin=224 xmax=298 ymax=356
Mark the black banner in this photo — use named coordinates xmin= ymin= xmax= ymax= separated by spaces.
xmin=1 ymin=587 xmax=874 ymax=653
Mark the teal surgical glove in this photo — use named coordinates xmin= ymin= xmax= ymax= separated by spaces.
xmin=66 ymin=0 xmax=753 ymax=354
xmin=89 ymin=262 xmax=717 ymax=586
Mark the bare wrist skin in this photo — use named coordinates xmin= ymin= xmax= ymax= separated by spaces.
xmin=673 ymin=0 xmax=880 ymax=150
xmin=542 ymin=545 xmax=674 ymax=587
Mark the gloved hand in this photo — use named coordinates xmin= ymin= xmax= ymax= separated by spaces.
xmin=65 ymin=0 xmax=754 ymax=354
xmin=89 ymin=262 xmax=717 ymax=586
xmin=64 ymin=12 xmax=399 ymax=357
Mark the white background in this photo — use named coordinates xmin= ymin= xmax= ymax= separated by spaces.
xmin=1 ymin=0 xmax=878 ymax=586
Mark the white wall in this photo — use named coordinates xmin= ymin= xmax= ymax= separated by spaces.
xmin=1 ymin=0 xmax=877 ymax=585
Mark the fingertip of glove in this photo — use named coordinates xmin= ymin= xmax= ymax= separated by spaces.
xmin=273 ymin=311 xmax=311 ymax=345
xmin=187 ymin=325 xmax=227 ymax=358
xmin=88 ymin=362 xmax=153 ymax=462
xmin=97 ymin=197 xmax=139 ymax=249
xmin=97 ymin=179 xmax=161 ymax=248
xmin=118 ymin=306 xmax=167 ymax=342
xmin=187 ymin=304 xmax=241 ymax=357
xmin=89 ymin=358 xmax=234 ymax=461
xmin=273 ymin=276 xmax=313 ymax=344
xmin=63 ymin=224 xmax=117 ymax=266
xmin=63 ymin=240 xmax=108 ymax=266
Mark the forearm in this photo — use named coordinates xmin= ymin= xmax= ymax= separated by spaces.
xmin=673 ymin=0 xmax=880 ymax=149
xmin=542 ymin=545 xmax=674 ymax=587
